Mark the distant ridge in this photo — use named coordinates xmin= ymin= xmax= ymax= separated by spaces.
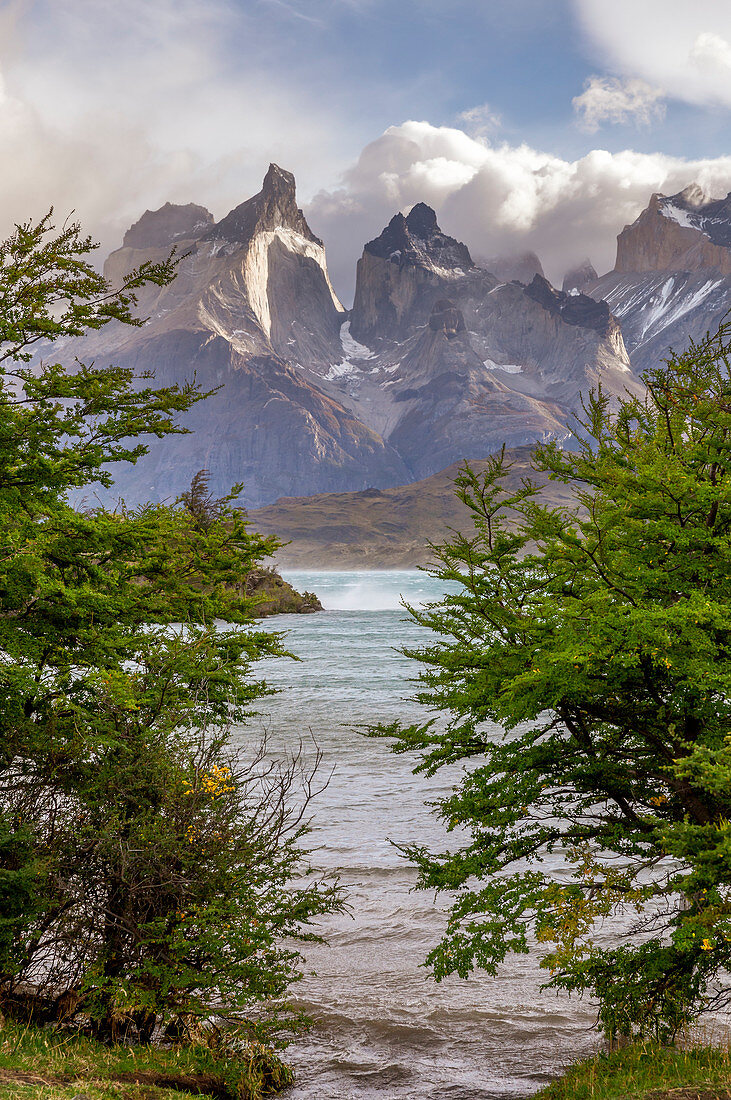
xmin=249 ymin=445 xmax=577 ymax=569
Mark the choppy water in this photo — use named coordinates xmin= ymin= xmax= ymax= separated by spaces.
xmin=238 ymin=571 xmax=600 ymax=1099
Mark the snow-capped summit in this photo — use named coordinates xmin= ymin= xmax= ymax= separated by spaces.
xmin=655 ymin=186 xmax=731 ymax=252
xmin=615 ymin=185 xmax=731 ymax=275
xmin=585 ymin=185 xmax=731 ymax=376
xmin=675 ymin=182 xmax=707 ymax=208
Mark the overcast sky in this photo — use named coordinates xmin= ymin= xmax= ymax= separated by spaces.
xmin=2 ymin=0 xmax=731 ymax=299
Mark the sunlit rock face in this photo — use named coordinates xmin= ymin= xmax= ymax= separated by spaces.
xmin=616 ymin=185 xmax=731 ymax=275
xmin=102 ymin=162 xmax=347 ymax=370
xmin=58 ymin=165 xmax=409 ymax=508
xmin=55 ymin=175 xmax=643 ymax=508
xmin=586 ymin=185 xmax=731 ymax=376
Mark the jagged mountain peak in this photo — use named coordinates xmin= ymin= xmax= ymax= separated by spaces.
xmin=205 ymin=163 xmax=320 ymax=246
xmin=122 ymin=202 xmax=214 ymax=250
xmin=405 ymin=202 xmax=439 ymax=237
xmin=524 ymin=274 xmax=617 ymax=337
xmin=615 ymin=183 xmax=731 ymax=273
xmin=678 ymin=182 xmax=708 ymax=208
xmin=589 ymin=181 xmax=731 ymax=376
xmin=484 ymin=250 xmax=544 ymax=284
xmin=263 ymin=161 xmax=296 ymax=195
xmin=89 ymin=172 xmax=644 ymax=514
xmin=562 ymin=259 xmax=597 ymax=295
xmin=364 ymin=205 xmax=473 ymax=273
xmin=656 ymin=185 xmax=731 ymax=244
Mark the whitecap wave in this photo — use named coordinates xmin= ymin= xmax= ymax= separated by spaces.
xmin=281 ymin=569 xmax=453 ymax=611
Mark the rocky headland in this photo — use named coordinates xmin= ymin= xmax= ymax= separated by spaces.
xmin=245 ymin=566 xmax=322 ymax=614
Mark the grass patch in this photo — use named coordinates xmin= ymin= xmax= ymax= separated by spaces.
xmin=536 ymin=1043 xmax=731 ymax=1100
xmin=0 ymin=1018 xmax=293 ymax=1099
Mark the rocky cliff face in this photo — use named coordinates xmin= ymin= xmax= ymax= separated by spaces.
xmin=374 ymin=298 xmax=569 ymax=479
xmin=615 ymin=185 xmax=731 ymax=275
xmin=56 ymin=171 xmax=642 ymax=508
xmin=350 ymin=203 xmax=474 ymax=344
xmin=587 ymin=184 xmax=731 ymax=376
xmin=102 ymin=163 xmax=346 ymax=371
xmin=562 ymin=259 xmax=597 ymax=295
xmin=328 ymin=208 xmax=637 ymax=481
xmin=65 ymin=165 xmax=409 ymax=508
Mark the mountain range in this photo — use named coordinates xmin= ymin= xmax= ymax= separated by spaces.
xmin=54 ymin=168 xmax=731 ymax=527
xmin=586 ymin=184 xmax=731 ymax=376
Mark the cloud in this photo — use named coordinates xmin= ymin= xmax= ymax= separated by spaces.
xmin=690 ymin=31 xmax=731 ymax=72
xmin=4 ymin=0 xmax=731 ymax=316
xmin=572 ymin=76 xmax=666 ymax=132
xmin=0 ymin=0 xmax=350 ymax=258
xmin=574 ymin=0 xmax=731 ymax=108
xmin=456 ymin=103 xmax=502 ymax=140
xmin=306 ymin=120 xmax=731 ymax=300
xmin=0 ymin=53 xmax=217 ymax=262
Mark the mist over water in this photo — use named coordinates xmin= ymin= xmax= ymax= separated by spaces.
xmin=236 ymin=571 xmax=600 ymax=1100
xmin=290 ymin=569 xmax=450 ymax=612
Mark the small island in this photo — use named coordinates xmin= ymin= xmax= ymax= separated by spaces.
xmin=245 ymin=566 xmax=322 ymax=616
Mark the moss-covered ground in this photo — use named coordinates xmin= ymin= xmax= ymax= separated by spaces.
xmin=0 ymin=1019 xmax=292 ymax=1099
xmin=12 ymin=1019 xmax=731 ymax=1100
xmin=536 ymin=1042 xmax=731 ymax=1100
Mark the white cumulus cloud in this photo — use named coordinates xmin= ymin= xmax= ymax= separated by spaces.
xmin=690 ymin=31 xmax=731 ymax=72
xmin=456 ymin=103 xmax=502 ymax=140
xmin=572 ymin=76 xmax=666 ymax=132
xmin=574 ymin=0 xmax=731 ymax=108
xmin=306 ymin=120 xmax=731 ymax=300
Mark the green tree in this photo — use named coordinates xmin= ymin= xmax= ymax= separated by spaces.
xmin=0 ymin=208 xmax=192 ymax=986
xmin=0 ymin=212 xmax=339 ymax=1051
xmin=378 ymin=324 xmax=731 ymax=1043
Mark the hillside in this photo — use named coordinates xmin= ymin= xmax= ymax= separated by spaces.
xmin=248 ymin=445 xmax=576 ymax=569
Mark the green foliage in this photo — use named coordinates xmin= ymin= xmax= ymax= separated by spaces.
xmin=537 ymin=1042 xmax=731 ymax=1100
xmin=0 ymin=209 xmax=177 ymax=363
xmin=0 ymin=212 xmax=339 ymax=1049
xmin=375 ymin=323 xmax=731 ymax=1043
xmin=0 ymin=1016 xmax=293 ymax=1099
